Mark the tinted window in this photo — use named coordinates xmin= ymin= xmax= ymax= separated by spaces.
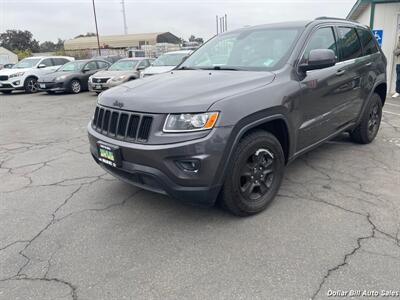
xmin=53 ymin=58 xmax=69 ymax=66
xmin=41 ymin=58 xmax=53 ymax=67
xmin=85 ymin=61 xmax=98 ymax=71
xmin=338 ymin=27 xmax=362 ymax=60
xmin=302 ymin=27 xmax=337 ymax=62
xmin=97 ymin=61 xmax=109 ymax=69
xmin=138 ymin=60 xmax=149 ymax=68
xmin=356 ymin=28 xmax=379 ymax=55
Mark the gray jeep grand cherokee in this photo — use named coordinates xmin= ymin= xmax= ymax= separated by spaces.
xmin=88 ymin=18 xmax=386 ymax=216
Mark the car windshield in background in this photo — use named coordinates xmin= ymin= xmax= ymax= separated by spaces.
xmin=12 ymin=58 xmax=41 ymax=69
xmin=59 ymin=61 xmax=86 ymax=72
xmin=109 ymin=60 xmax=138 ymax=71
xmin=152 ymin=53 xmax=188 ymax=66
xmin=180 ymin=27 xmax=301 ymax=71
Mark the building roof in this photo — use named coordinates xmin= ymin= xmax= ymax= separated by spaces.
xmin=64 ymin=32 xmax=181 ymax=50
xmin=347 ymin=0 xmax=397 ymax=20
xmin=0 ymin=46 xmax=17 ymax=57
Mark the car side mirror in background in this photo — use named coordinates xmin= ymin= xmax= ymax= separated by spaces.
xmin=137 ymin=66 xmax=145 ymax=71
xmin=37 ymin=64 xmax=47 ymax=69
xmin=299 ymin=49 xmax=336 ymax=72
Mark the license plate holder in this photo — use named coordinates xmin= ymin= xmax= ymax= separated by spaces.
xmin=97 ymin=142 xmax=122 ymax=168
xmin=95 ymin=85 xmax=102 ymax=90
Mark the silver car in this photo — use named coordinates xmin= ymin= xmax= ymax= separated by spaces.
xmin=89 ymin=57 xmax=153 ymax=93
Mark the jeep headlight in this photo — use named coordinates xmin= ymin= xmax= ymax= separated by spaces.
xmin=9 ymin=72 xmax=24 ymax=78
xmin=163 ymin=112 xmax=219 ymax=132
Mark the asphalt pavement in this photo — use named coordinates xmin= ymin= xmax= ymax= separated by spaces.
xmin=0 ymin=91 xmax=399 ymax=300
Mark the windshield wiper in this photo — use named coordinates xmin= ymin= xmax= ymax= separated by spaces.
xmin=176 ymin=66 xmax=198 ymax=70
xmin=199 ymin=66 xmax=244 ymax=71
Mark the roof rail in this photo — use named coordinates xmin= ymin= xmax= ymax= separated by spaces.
xmin=315 ymin=16 xmax=358 ymax=22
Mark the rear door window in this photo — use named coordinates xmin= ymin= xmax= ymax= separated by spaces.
xmin=356 ymin=28 xmax=379 ymax=55
xmin=53 ymin=58 xmax=69 ymax=66
xmin=97 ymin=61 xmax=110 ymax=69
xmin=337 ymin=27 xmax=362 ymax=61
xmin=40 ymin=58 xmax=54 ymax=67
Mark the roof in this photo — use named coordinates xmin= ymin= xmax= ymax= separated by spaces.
xmin=0 ymin=47 xmax=17 ymax=56
xmin=347 ymin=0 xmax=371 ymax=20
xmin=64 ymin=32 xmax=181 ymax=50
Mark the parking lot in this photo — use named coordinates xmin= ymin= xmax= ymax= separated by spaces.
xmin=0 ymin=91 xmax=399 ymax=300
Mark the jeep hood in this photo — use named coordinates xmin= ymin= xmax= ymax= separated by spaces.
xmin=98 ymin=70 xmax=275 ymax=113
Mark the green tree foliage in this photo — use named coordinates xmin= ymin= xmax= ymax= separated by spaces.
xmin=0 ymin=30 xmax=40 ymax=52
xmin=74 ymin=32 xmax=97 ymax=39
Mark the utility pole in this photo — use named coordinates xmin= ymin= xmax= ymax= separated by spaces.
xmin=92 ymin=0 xmax=101 ymax=55
xmin=216 ymin=14 xmax=228 ymax=34
xmin=216 ymin=15 xmax=219 ymax=35
xmin=121 ymin=0 xmax=128 ymax=35
xmin=225 ymin=14 xmax=227 ymax=32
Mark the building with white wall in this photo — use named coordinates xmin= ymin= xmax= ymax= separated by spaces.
xmin=347 ymin=0 xmax=400 ymax=93
xmin=0 ymin=47 xmax=18 ymax=66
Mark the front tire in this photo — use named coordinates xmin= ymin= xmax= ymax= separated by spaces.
xmin=69 ymin=80 xmax=81 ymax=94
xmin=220 ymin=131 xmax=285 ymax=216
xmin=350 ymin=93 xmax=382 ymax=144
xmin=23 ymin=77 xmax=38 ymax=93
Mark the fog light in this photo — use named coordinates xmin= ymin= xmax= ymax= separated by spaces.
xmin=13 ymin=81 xmax=20 ymax=85
xmin=176 ymin=159 xmax=200 ymax=172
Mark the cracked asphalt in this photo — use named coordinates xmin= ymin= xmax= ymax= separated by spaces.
xmin=0 ymin=91 xmax=399 ymax=300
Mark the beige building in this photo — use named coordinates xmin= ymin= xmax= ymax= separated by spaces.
xmin=347 ymin=0 xmax=400 ymax=93
xmin=64 ymin=32 xmax=181 ymax=51
xmin=0 ymin=47 xmax=18 ymax=65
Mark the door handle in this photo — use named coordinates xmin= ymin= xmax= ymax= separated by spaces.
xmin=365 ymin=62 xmax=372 ymax=67
xmin=336 ymin=69 xmax=346 ymax=76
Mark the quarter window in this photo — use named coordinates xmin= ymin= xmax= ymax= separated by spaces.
xmin=302 ymin=27 xmax=337 ymax=63
xmin=337 ymin=27 xmax=362 ymax=60
xmin=356 ymin=28 xmax=379 ymax=55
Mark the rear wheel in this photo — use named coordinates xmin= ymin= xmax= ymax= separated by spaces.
xmin=24 ymin=77 xmax=38 ymax=93
xmin=350 ymin=93 xmax=382 ymax=144
xmin=220 ymin=131 xmax=285 ymax=216
xmin=69 ymin=80 xmax=81 ymax=94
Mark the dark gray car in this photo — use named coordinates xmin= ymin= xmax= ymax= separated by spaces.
xmin=38 ymin=59 xmax=111 ymax=94
xmin=88 ymin=18 xmax=387 ymax=216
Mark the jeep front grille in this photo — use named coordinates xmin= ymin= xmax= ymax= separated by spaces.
xmin=92 ymin=106 xmax=153 ymax=142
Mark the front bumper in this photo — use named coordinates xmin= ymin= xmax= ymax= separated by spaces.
xmin=88 ymin=122 xmax=232 ymax=206
xmin=38 ymin=81 xmax=67 ymax=92
xmin=0 ymin=79 xmax=24 ymax=91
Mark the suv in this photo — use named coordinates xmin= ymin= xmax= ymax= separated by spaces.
xmin=0 ymin=56 xmax=74 ymax=94
xmin=87 ymin=18 xmax=386 ymax=216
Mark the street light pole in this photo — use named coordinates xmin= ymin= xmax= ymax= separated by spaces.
xmin=92 ymin=0 xmax=101 ymax=55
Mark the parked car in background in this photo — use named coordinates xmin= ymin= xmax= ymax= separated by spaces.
xmin=89 ymin=57 xmax=154 ymax=93
xmin=88 ymin=18 xmax=386 ymax=216
xmin=0 ymin=56 xmax=74 ymax=94
xmin=141 ymin=50 xmax=192 ymax=77
xmin=92 ymin=55 xmax=122 ymax=64
xmin=0 ymin=63 xmax=14 ymax=70
xmin=38 ymin=59 xmax=111 ymax=94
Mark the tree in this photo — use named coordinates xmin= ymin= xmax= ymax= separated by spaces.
xmin=39 ymin=38 xmax=64 ymax=52
xmin=74 ymin=32 xmax=96 ymax=39
xmin=188 ymin=35 xmax=204 ymax=44
xmin=0 ymin=30 xmax=39 ymax=52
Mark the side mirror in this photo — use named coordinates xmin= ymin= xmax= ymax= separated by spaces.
xmin=82 ymin=67 xmax=90 ymax=73
xmin=299 ymin=49 xmax=336 ymax=72
xmin=37 ymin=64 xmax=47 ymax=69
xmin=137 ymin=66 xmax=145 ymax=71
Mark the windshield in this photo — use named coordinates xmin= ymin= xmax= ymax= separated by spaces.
xmin=152 ymin=53 xmax=188 ymax=66
xmin=12 ymin=58 xmax=41 ymax=69
xmin=109 ymin=60 xmax=139 ymax=71
xmin=180 ymin=27 xmax=301 ymax=71
xmin=58 ymin=61 xmax=86 ymax=72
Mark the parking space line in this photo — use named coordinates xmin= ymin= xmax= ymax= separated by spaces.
xmin=383 ymin=110 xmax=400 ymax=116
xmin=386 ymin=102 xmax=400 ymax=107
